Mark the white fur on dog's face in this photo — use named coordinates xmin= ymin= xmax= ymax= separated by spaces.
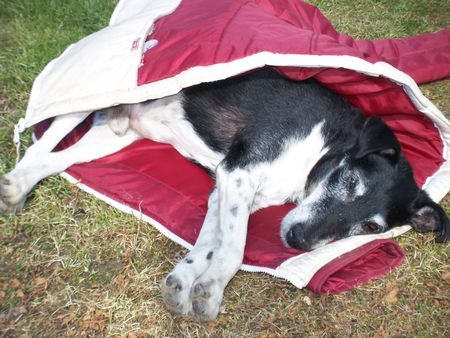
xmin=280 ymin=156 xmax=388 ymax=250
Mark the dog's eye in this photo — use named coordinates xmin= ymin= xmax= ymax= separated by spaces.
xmin=363 ymin=222 xmax=381 ymax=233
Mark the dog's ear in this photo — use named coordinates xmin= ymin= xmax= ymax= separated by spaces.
xmin=355 ymin=117 xmax=401 ymax=164
xmin=410 ymin=190 xmax=449 ymax=243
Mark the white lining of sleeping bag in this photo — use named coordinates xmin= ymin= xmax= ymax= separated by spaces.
xmin=20 ymin=0 xmax=449 ymax=289
xmin=23 ymin=0 xmax=182 ymax=134
xmin=275 ymin=225 xmax=411 ymax=288
xmin=109 ymin=0 xmax=179 ymax=26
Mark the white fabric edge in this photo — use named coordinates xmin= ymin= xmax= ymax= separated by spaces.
xmin=276 ymin=225 xmax=411 ymax=288
xmin=109 ymin=0 xmax=127 ymax=25
xmin=24 ymin=0 xmax=182 ymax=129
xmin=110 ymin=0 xmax=182 ymax=26
xmin=24 ymin=52 xmax=450 ymax=201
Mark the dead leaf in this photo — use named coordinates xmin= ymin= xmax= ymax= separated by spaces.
xmin=115 ymin=274 xmax=126 ymax=288
xmin=80 ymin=309 xmax=108 ymax=332
xmin=146 ymin=315 xmax=157 ymax=324
xmin=303 ymin=295 xmax=312 ymax=306
xmin=34 ymin=277 xmax=48 ymax=286
xmin=58 ymin=313 xmax=76 ymax=326
xmin=207 ymin=315 xmax=228 ymax=328
xmin=375 ymin=327 xmax=389 ymax=338
xmin=441 ymin=271 xmax=450 ymax=281
xmin=383 ymin=287 xmax=399 ymax=304
xmin=10 ymin=278 xmax=21 ymax=288
xmin=122 ymin=248 xmax=133 ymax=265
xmin=16 ymin=289 xmax=25 ymax=299
xmin=425 ymin=281 xmax=435 ymax=288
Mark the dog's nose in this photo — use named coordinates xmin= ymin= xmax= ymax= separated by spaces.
xmin=286 ymin=225 xmax=309 ymax=251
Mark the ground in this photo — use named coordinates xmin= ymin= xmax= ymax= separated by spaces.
xmin=0 ymin=0 xmax=449 ymax=336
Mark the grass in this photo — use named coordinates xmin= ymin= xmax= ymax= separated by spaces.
xmin=0 ymin=0 xmax=449 ymax=336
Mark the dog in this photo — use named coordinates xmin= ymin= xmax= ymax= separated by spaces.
xmin=1 ymin=67 xmax=448 ymax=322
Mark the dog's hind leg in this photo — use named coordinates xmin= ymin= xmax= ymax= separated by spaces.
xmin=0 ymin=111 xmax=90 ymax=214
xmin=0 ymin=110 xmax=141 ymax=215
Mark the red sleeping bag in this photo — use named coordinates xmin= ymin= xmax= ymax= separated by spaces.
xmin=30 ymin=0 xmax=449 ymax=294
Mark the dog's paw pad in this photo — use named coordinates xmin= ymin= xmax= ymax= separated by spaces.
xmin=161 ymin=274 xmax=191 ymax=315
xmin=193 ymin=282 xmax=211 ymax=298
xmin=0 ymin=197 xmax=25 ymax=216
xmin=190 ymin=280 xmax=221 ymax=322
xmin=0 ymin=176 xmax=26 ymax=215
xmin=165 ymin=275 xmax=182 ymax=290
xmin=192 ymin=299 xmax=209 ymax=316
xmin=1 ymin=175 xmax=25 ymax=203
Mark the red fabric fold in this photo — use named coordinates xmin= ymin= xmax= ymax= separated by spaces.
xmin=353 ymin=29 xmax=450 ymax=84
xmin=307 ymin=239 xmax=405 ymax=294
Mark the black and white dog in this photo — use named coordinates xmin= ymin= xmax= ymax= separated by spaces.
xmin=1 ymin=68 xmax=448 ymax=322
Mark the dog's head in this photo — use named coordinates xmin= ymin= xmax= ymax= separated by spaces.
xmin=281 ymin=117 xmax=449 ymax=250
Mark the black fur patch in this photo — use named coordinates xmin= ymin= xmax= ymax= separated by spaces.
xmin=183 ymin=68 xmax=364 ymax=170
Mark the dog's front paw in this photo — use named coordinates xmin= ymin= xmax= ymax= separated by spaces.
xmin=190 ymin=279 xmax=223 ymax=322
xmin=161 ymin=274 xmax=193 ymax=315
xmin=0 ymin=175 xmax=27 ymax=215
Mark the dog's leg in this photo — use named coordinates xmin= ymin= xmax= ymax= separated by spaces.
xmin=1 ymin=111 xmax=90 ymax=214
xmin=162 ymin=188 xmax=221 ymax=315
xmin=0 ymin=111 xmax=141 ymax=215
xmin=188 ymin=166 xmax=257 ymax=322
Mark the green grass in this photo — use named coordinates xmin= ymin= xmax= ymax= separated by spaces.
xmin=0 ymin=0 xmax=449 ymax=336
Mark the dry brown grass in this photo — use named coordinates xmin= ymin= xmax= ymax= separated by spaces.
xmin=1 ymin=0 xmax=449 ymax=336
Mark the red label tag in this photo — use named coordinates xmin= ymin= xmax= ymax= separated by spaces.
xmin=131 ymin=38 xmax=141 ymax=51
